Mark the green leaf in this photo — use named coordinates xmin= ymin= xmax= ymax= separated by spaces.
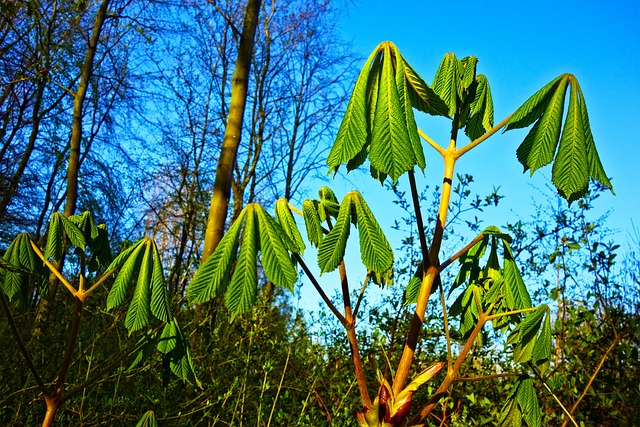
xmin=465 ymin=75 xmax=494 ymax=141
xmin=106 ymin=239 xmax=146 ymax=272
xmin=135 ymin=410 xmax=159 ymax=427
xmin=404 ymin=272 xmax=422 ymax=305
xmin=517 ymin=378 xmax=541 ymax=427
xmin=369 ymin=43 xmax=414 ymax=182
xmin=106 ymin=239 xmax=147 ymax=311
xmin=187 ymin=210 xmax=245 ymax=304
xmin=460 ymin=56 xmax=478 ymax=93
xmin=302 ymin=200 xmax=323 ymax=247
xmin=395 ymin=49 xmax=425 ymax=170
xmin=552 ymin=83 xmax=589 ymax=202
xmin=69 ymin=211 xmax=99 ymax=241
xmin=225 ymin=206 xmax=258 ymax=317
xmin=352 ymin=192 xmax=393 ymax=273
xmin=502 ymin=241 xmax=532 ymax=310
xmin=579 ymin=87 xmax=613 ymax=192
xmin=432 ymin=53 xmax=459 ymax=117
xmin=255 ymin=205 xmax=298 ymax=293
xmin=44 ymin=213 xmax=64 ymax=261
xmin=150 ymin=241 xmax=172 ymax=323
xmin=136 ymin=411 xmax=158 ymax=427
xmin=125 ymin=241 xmax=153 ymax=333
xmin=327 ymin=48 xmax=379 ymax=174
xmin=0 ymin=233 xmax=41 ymax=305
xmin=532 ymin=311 xmax=552 ymax=364
xmin=317 ymin=193 xmax=352 ymax=274
xmin=505 ymin=75 xmax=564 ymax=131
xmin=158 ymin=319 xmax=201 ymax=387
xmin=400 ymin=54 xmax=449 ymax=116
xmin=507 ymin=74 xmax=612 ymax=203
xmin=275 ymin=198 xmax=305 ymax=254
xmin=59 ymin=213 xmax=86 ymax=250
xmin=516 ymin=77 xmax=568 ymax=174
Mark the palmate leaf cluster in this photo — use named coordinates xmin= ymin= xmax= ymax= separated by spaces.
xmin=187 ymin=190 xmax=395 ymax=317
xmin=327 ymin=42 xmax=449 ymax=183
xmin=431 ymin=53 xmax=495 ymax=140
xmin=106 ymin=238 xmax=173 ymax=333
xmin=504 ymin=74 xmax=613 ymax=203
xmin=187 ymin=203 xmax=300 ymax=318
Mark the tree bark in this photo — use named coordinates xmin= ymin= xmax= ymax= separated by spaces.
xmin=64 ymin=0 xmax=111 ymax=217
xmin=202 ymin=0 xmax=262 ymax=261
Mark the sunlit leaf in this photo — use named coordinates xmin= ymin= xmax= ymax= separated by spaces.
xmin=255 ymin=205 xmax=298 ymax=293
xmin=318 ymin=193 xmax=352 ymax=274
xmin=275 ymin=198 xmax=305 ymax=254
xmin=125 ymin=241 xmax=153 ymax=333
xmin=327 ymin=48 xmax=379 ymax=174
xmin=186 ymin=210 xmax=245 ymax=304
xmin=106 ymin=239 xmax=146 ymax=311
xmin=225 ymin=206 xmax=258 ymax=317
xmin=352 ymin=192 xmax=393 ymax=273
xmin=370 ymin=44 xmax=414 ymax=182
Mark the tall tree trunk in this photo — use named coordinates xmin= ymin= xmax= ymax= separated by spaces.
xmin=64 ymin=0 xmax=111 ymax=218
xmin=201 ymin=0 xmax=262 ymax=261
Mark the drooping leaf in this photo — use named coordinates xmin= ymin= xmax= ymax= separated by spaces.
xmin=44 ymin=213 xmax=64 ymax=261
xmin=275 ymin=198 xmax=305 ymax=254
xmin=186 ymin=210 xmax=245 ymax=304
xmin=125 ymin=241 xmax=153 ymax=333
xmin=532 ymin=311 xmax=552 ymax=364
xmin=465 ymin=74 xmax=494 ymax=141
xmin=352 ymin=192 xmax=393 ymax=273
xmin=150 ymin=241 xmax=172 ymax=323
xmin=0 ymin=233 xmax=41 ymax=305
xmin=302 ymin=200 xmax=323 ymax=247
xmin=317 ymin=193 xmax=352 ymax=274
xmin=327 ymin=48 xmax=379 ymax=174
xmin=225 ymin=206 xmax=258 ymax=318
xmin=516 ymin=378 xmax=541 ymax=427
xmin=551 ymin=83 xmax=589 ymax=202
xmin=504 ymin=75 xmax=564 ymax=131
xmin=158 ymin=319 xmax=201 ymax=387
xmin=255 ymin=205 xmax=298 ymax=293
xmin=579 ymin=88 xmax=613 ymax=192
xmin=395 ymin=50 xmax=425 ymax=171
xmin=506 ymin=74 xmax=613 ymax=203
xmin=106 ymin=239 xmax=146 ymax=311
xmin=69 ymin=211 xmax=99 ymax=241
xmin=59 ymin=213 xmax=86 ymax=250
xmin=400 ymin=54 xmax=449 ymax=116
xmin=516 ymin=77 xmax=568 ymax=174
xmin=432 ymin=53 xmax=459 ymax=117
xmin=502 ymin=241 xmax=532 ymax=310
xmin=369 ymin=44 xmax=414 ymax=182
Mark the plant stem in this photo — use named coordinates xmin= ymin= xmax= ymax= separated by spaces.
xmin=293 ymin=253 xmax=346 ymax=325
xmin=55 ymin=297 xmax=84 ymax=394
xmin=454 ymin=113 xmax=513 ymax=159
xmin=393 ymin=141 xmax=458 ymax=395
xmin=413 ymin=312 xmax=488 ymax=423
xmin=339 ymin=261 xmax=371 ymax=408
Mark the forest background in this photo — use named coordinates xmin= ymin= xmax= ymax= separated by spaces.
xmin=0 ymin=0 xmax=638 ymax=426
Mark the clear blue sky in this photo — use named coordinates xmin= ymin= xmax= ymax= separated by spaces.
xmin=295 ymin=0 xmax=640 ymax=312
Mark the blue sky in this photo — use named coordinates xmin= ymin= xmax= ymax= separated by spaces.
xmin=295 ymin=0 xmax=640 ymax=312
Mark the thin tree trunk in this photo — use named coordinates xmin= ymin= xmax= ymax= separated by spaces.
xmin=64 ymin=0 xmax=111 ymax=217
xmin=201 ymin=0 xmax=262 ymax=261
